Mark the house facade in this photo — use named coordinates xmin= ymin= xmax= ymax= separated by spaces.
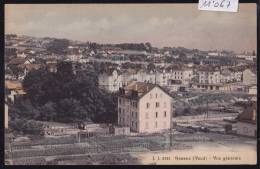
xmin=118 ymin=81 xmax=173 ymax=133
xmin=5 ymin=80 xmax=26 ymax=104
xmin=199 ymin=70 xmax=221 ymax=84
xmin=167 ymin=69 xmax=193 ymax=86
xmin=242 ymin=69 xmax=257 ymax=86
xmin=98 ymin=69 xmax=123 ymax=92
xmin=5 ymin=104 xmax=8 ymax=129
xmin=248 ymin=85 xmax=257 ymax=95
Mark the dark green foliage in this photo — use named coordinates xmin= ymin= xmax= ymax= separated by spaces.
xmin=115 ymin=43 xmax=152 ymax=52
xmin=45 ymin=39 xmax=69 ymax=54
xmin=12 ymin=61 xmax=117 ymax=126
xmin=147 ymin=63 xmax=156 ymax=71
xmin=9 ymin=119 xmax=44 ymax=135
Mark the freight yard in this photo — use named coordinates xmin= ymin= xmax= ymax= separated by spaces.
xmin=5 ymin=91 xmax=256 ymax=165
xmin=5 ymin=132 xmax=256 ymax=165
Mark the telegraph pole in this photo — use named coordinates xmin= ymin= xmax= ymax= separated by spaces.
xmin=206 ymin=94 xmax=209 ymax=119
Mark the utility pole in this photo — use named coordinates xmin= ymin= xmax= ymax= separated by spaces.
xmin=169 ymin=102 xmax=173 ymax=150
xmin=206 ymin=94 xmax=209 ymax=119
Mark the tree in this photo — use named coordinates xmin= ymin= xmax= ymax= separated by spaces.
xmin=147 ymin=63 xmax=156 ymax=71
xmin=19 ymin=61 xmax=118 ymax=124
xmin=145 ymin=42 xmax=152 ymax=52
xmin=56 ymin=61 xmax=75 ymax=82
xmin=38 ymin=102 xmax=57 ymax=121
xmin=23 ymin=68 xmax=56 ymax=105
xmin=46 ymin=39 xmax=69 ymax=54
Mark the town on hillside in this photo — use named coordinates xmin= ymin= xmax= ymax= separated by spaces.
xmin=4 ymin=34 xmax=257 ymax=165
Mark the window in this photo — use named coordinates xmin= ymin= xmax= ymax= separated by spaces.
xmin=155 ymin=112 xmax=158 ymax=118
xmin=132 ymin=112 xmax=134 ymax=117
xmin=146 ymin=103 xmax=150 ymax=108
xmin=132 ymin=121 xmax=134 ymax=127
xmin=156 ymin=102 xmax=160 ymax=108
xmin=119 ymin=98 xmax=121 ymax=104
xmin=119 ymin=108 xmax=121 ymax=114
xmin=145 ymin=112 xmax=149 ymax=119
xmin=164 ymin=111 xmax=167 ymax=117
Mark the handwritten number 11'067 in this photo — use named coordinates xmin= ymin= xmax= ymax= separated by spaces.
xmin=200 ymin=0 xmax=232 ymax=9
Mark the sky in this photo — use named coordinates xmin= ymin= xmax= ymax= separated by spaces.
xmin=5 ymin=4 xmax=257 ymax=53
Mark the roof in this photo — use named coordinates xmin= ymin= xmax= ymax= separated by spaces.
xmin=243 ymin=68 xmax=257 ymax=75
xmin=100 ymin=68 xmax=120 ymax=76
xmin=8 ymin=58 xmax=26 ymax=65
xmin=5 ymin=80 xmax=23 ymax=90
xmin=166 ymin=64 xmax=191 ymax=71
xmin=124 ymin=81 xmax=155 ymax=93
xmin=197 ymin=65 xmax=220 ymax=72
xmin=238 ymin=102 xmax=257 ymax=124
xmin=228 ymin=66 xmax=245 ymax=72
xmin=119 ymin=81 xmax=172 ymax=100
xmin=17 ymin=64 xmax=42 ymax=71
xmin=191 ymin=82 xmax=224 ymax=87
xmin=122 ymin=68 xmax=138 ymax=75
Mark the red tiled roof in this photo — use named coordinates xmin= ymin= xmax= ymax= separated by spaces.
xmin=124 ymin=81 xmax=155 ymax=93
xmin=119 ymin=81 xmax=172 ymax=100
xmin=5 ymin=80 xmax=23 ymax=90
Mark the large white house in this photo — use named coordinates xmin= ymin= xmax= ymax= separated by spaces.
xmin=118 ymin=81 xmax=173 ymax=133
xmin=236 ymin=54 xmax=256 ymax=61
xmin=197 ymin=67 xmax=221 ymax=84
xmin=242 ymin=69 xmax=257 ymax=86
xmin=165 ymin=68 xmax=193 ymax=86
xmin=98 ymin=69 xmax=123 ymax=92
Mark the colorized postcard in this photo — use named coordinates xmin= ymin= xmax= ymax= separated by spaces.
xmin=4 ymin=3 xmax=257 ymax=165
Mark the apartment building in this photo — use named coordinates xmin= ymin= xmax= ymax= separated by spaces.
xmin=117 ymin=81 xmax=173 ymax=133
